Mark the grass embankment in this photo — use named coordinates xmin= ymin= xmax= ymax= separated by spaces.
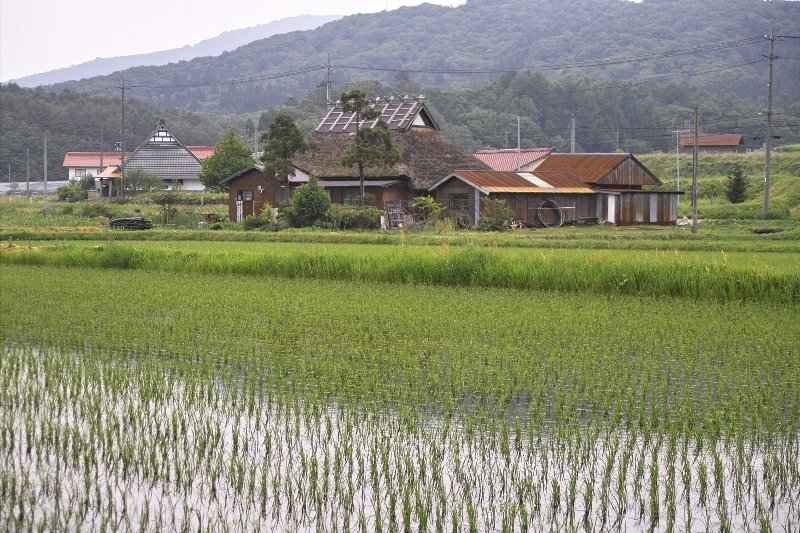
xmin=3 ymin=220 xmax=800 ymax=253
xmin=640 ymin=150 xmax=800 ymax=220
xmin=2 ymin=240 xmax=798 ymax=303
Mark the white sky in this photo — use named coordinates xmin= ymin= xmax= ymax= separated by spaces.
xmin=0 ymin=0 xmax=463 ymax=81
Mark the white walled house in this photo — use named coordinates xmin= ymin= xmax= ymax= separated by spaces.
xmin=62 ymin=121 xmax=214 ymax=194
xmin=62 ymin=152 xmax=123 ymax=181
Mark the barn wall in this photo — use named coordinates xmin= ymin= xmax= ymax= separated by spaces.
xmin=227 ymin=170 xmax=280 ymax=221
xmin=618 ymin=192 xmax=679 ymax=225
xmin=434 ymin=179 xmax=477 ymax=226
xmin=597 ymin=157 xmax=657 ymax=187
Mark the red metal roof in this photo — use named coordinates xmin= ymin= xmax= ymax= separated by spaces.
xmin=62 ymin=152 xmax=123 ymax=168
xmin=63 ymin=146 xmax=214 ymax=168
xmin=186 ymin=146 xmax=215 ymax=160
xmin=679 ymin=133 xmax=743 ymax=147
xmin=473 ymin=148 xmax=553 ymax=171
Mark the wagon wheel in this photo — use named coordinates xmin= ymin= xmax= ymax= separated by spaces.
xmin=537 ymin=200 xmax=563 ymax=228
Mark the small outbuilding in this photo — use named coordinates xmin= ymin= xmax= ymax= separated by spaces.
xmin=679 ymin=133 xmax=745 ymax=153
xmin=430 ymin=153 xmax=681 ymax=227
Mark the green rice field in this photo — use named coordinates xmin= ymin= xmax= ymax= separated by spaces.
xmin=1 ymin=251 xmax=799 ymax=531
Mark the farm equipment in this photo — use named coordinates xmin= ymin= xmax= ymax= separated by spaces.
xmin=109 ymin=217 xmax=153 ymax=230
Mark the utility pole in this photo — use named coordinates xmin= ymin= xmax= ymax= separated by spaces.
xmin=26 ymin=148 xmax=30 ymax=199
xmin=325 ymin=53 xmax=333 ymax=106
xmin=691 ymin=108 xmax=699 ymax=234
xmin=516 ymin=116 xmax=522 ymax=171
xmin=570 ymin=115 xmax=576 ymax=153
xmin=99 ymin=125 xmax=104 ymax=175
xmin=119 ymin=76 xmax=126 ymax=200
xmin=672 ymin=128 xmax=689 ymax=205
xmin=43 ymin=131 xmax=48 ymax=210
xmin=7 ymin=162 xmax=10 ymax=185
xmin=762 ymin=32 xmax=776 ymax=218
xmin=761 ymin=32 xmax=800 ymax=216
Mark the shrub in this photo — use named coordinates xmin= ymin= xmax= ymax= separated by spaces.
xmin=287 ymin=178 xmax=330 ymax=227
xmin=78 ymin=175 xmax=96 ymax=191
xmin=243 ymin=214 xmax=269 ymax=231
xmin=79 ymin=203 xmax=114 ymax=218
xmin=57 ymin=183 xmax=88 ymax=202
xmin=328 ymin=204 xmax=382 ymax=230
xmin=412 ymin=196 xmax=443 ymax=225
xmin=479 ymin=198 xmax=513 ymax=231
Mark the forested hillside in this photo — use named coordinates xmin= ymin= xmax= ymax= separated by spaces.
xmin=53 ymin=0 xmax=800 ymax=114
xmin=0 ymin=85 xmax=244 ymax=180
xmin=260 ymin=75 xmax=800 ymax=153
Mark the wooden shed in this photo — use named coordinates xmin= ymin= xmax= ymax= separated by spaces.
xmin=221 ymin=166 xmax=290 ymax=222
xmin=430 ymin=153 xmax=681 ymax=227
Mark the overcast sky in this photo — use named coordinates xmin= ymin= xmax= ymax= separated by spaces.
xmin=0 ymin=0 xmax=463 ymax=81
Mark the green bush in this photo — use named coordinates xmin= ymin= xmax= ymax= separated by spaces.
xmin=287 ymin=178 xmax=331 ymax=227
xmin=57 ymin=183 xmax=88 ymax=202
xmin=78 ymin=175 xmax=96 ymax=191
xmin=479 ymin=198 xmax=513 ymax=231
xmin=139 ymin=191 xmax=227 ymax=205
xmin=412 ymin=196 xmax=443 ymax=225
xmin=328 ymin=204 xmax=382 ymax=229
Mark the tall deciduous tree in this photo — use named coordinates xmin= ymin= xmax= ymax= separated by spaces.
xmin=200 ymin=131 xmax=254 ymax=190
xmin=339 ymin=90 xmax=400 ymax=204
xmin=261 ymin=113 xmax=306 ymax=180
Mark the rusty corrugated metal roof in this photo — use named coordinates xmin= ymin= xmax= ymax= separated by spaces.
xmin=473 ymin=148 xmax=553 ymax=171
xmin=432 ymin=170 xmax=593 ymax=194
xmin=533 ymin=154 xmax=629 ymax=183
xmin=679 ymin=133 xmax=743 ymax=147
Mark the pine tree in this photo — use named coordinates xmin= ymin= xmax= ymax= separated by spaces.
xmin=725 ymin=164 xmax=748 ymax=204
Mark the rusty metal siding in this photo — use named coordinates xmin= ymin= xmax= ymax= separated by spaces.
xmin=617 ymin=192 xmax=680 ymax=225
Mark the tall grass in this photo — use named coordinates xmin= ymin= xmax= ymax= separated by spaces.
xmin=2 ymin=242 xmax=797 ymax=303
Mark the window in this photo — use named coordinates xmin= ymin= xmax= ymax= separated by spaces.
xmin=448 ymin=193 xmax=470 ymax=212
xmin=342 ymin=190 xmax=376 ymax=206
xmin=238 ymin=190 xmax=254 ymax=202
xmin=74 ymin=168 xmax=87 ymax=178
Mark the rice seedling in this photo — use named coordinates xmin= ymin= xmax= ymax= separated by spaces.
xmin=0 ymin=263 xmax=798 ymax=530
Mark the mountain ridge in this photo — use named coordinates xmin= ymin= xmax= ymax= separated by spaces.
xmin=11 ymin=15 xmax=340 ymax=87
xmin=48 ymin=0 xmax=800 ymax=113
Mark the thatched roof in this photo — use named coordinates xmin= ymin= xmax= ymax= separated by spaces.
xmin=293 ymin=129 xmax=489 ymax=190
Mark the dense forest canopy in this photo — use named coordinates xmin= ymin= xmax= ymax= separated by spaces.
xmin=50 ymin=0 xmax=800 ymax=114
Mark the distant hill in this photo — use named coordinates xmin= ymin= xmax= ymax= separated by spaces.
xmin=12 ymin=15 xmax=340 ymax=88
xmin=51 ymin=0 xmax=800 ymax=113
xmin=0 ymin=85 xmax=245 ymax=180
